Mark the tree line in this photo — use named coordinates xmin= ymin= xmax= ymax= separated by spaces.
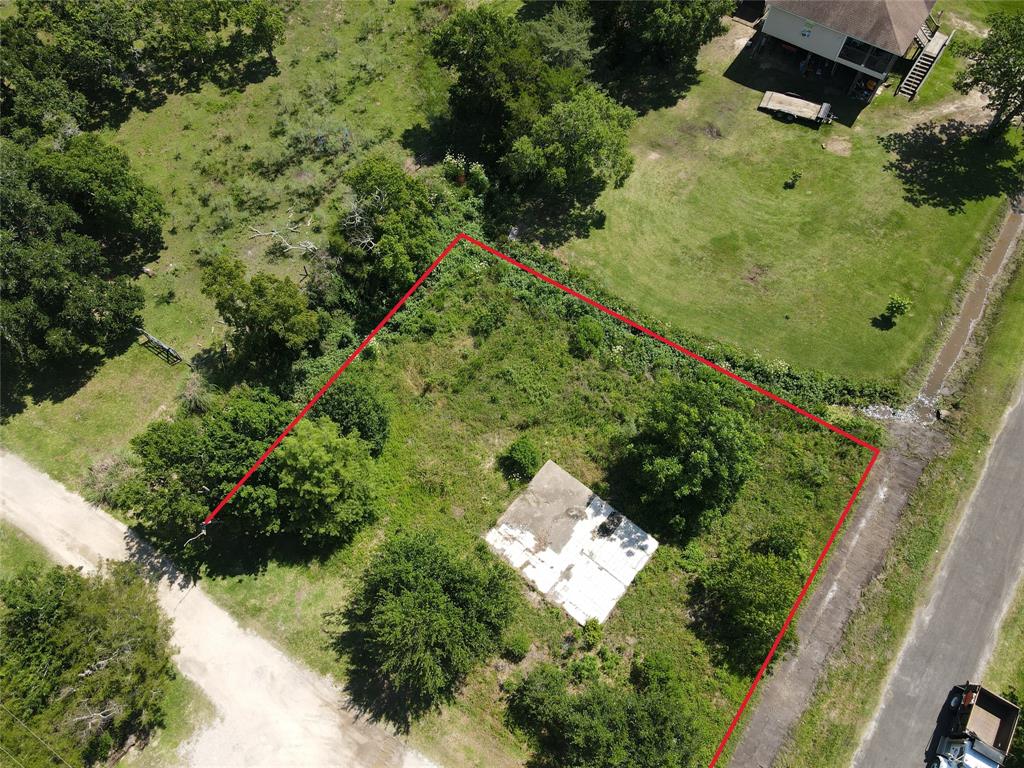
xmin=0 ymin=0 xmax=286 ymax=412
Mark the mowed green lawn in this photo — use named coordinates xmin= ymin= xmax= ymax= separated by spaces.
xmin=559 ymin=19 xmax=1017 ymax=386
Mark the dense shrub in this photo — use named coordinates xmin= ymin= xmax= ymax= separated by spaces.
xmin=348 ymin=531 xmax=519 ymax=715
xmin=314 ymin=373 xmax=391 ymax=457
xmin=569 ymin=315 xmax=605 ymax=359
xmin=0 ymin=562 xmax=174 ymax=766
xmin=501 ymin=628 xmax=532 ymax=663
xmin=701 ymin=540 xmax=804 ymax=671
xmin=627 ymin=375 xmax=762 ymax=533
xmin=506 ymin=653 xmax=699 ymax=768
xmin=500 ymin=436 xmax=543 ymax=481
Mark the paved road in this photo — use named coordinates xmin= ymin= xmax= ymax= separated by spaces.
xmin=853 ymin=381 xmax=1024 ymax=768
xmin=0 ymin=451 xmax=437 ymax=768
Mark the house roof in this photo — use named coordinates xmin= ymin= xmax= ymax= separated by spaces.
xmin=770 ymin=0 xmax=937 ymax=54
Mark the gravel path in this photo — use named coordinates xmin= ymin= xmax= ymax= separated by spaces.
xmin=0 ymin=450 xmax=438 ymax=768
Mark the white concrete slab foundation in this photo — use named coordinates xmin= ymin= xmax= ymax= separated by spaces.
xmin=485 ymin=460 xmax=658 ymax=624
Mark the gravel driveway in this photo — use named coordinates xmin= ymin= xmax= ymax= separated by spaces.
xmin=0 ymin=451 xmax=438 ymax=768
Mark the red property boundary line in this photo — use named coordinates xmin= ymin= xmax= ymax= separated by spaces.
xmin=203 ymin=233 xmax=880 ymax=766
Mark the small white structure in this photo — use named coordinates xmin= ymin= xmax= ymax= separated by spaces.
xmin=486 ymin=461 xmax=658 ymax=625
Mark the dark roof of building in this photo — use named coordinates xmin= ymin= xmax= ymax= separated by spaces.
xmin=770 ymin=0 xmax=937 ymax=54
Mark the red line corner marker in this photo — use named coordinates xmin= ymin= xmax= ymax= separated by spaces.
xmin=203 ymin=233 xmax=880 ymax=766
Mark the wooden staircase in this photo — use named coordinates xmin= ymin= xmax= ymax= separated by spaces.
xmin=897 ymin=29 xmax=953 ymax=100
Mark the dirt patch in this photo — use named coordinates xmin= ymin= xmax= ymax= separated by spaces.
xmin=823 ymin=136 xmax=852 ymax=156
xmin=704 ymin=123 xmax=723 ymax=139
xmin=944 ymin=12 xmax=985 ymax=37
xmin=743 ymin=264 xmax=769 ymax=286
xmin=903 ymin=90 xmax=991 ymax=131
xmin=403 ymin=156 xmax=420 ymax=175
xmin=646 ymin=150 xmax=662 ymax=161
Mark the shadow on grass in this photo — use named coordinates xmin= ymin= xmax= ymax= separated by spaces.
xmin=593 ymin=62 xmax=702 ymax=116
xmin=871 ymin=313 xmax=897 ymax=331
xmin=326 ymin=605 xmax=445 ymax=732
xmin=723 ymin=36 xmax=868 ymax=128
xmin=878 ymin=120 xmax=1024 ymax=214
xmin=0 ymin=334 xmax=138 ymax=421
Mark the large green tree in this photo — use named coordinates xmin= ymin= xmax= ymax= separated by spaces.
xmin=590 ymin=0 xmax=733 ymax=70
xmin=349 ymin=531 xmax=518 ymax=715
xmin=1 ymin=0 xmax=285 ymax=136
xmin=0 ymin=562 xmax=174 ymax=766
xmin=0 ymin=135 xmax=164 ymax=405
xmin=431 ymin=6 xmax=582 ymax=158
xmin=953 ymin=12 xmax=1024 ymax=134
xmin=701 ymin=540 xmax=804 ymax=671
xmin=501 ymin=85 xmax=635 ymax=212
xmin=273 ymin=418 xmax=379 ymax=545
xmin=328 ymin=154 xmax=480 ymax=313
xmin=201 ymin=254 xmax=325 ymax=377
xmin=626 ymin=375 xmax=761 ymax=533
xmin=527 ymin=2 xmax=597 ymax=72
xmin=115 ymin=386 xmax=378 ymax=560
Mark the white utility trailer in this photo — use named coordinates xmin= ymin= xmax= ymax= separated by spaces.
xmin=759 ymin=91 xmax=833 ymax=124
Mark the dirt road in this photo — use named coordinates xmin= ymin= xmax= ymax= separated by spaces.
xmin=0 ymin=451 xmax=437 ymax=768
xmin=727 ymin=419 xmax=946 ymax=767
xmin=852 ymin=381 xmax=1024 ymax=767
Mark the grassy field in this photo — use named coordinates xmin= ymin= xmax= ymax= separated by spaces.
xmin=0 ymin=521 xmax=49 ymax=579
xmin=0 ymin=521 xmax=212 ymax=768
xmin=986 ymin=586 xmax=1024 ymax=768
xmin=777 ymin=245 xmax=1024 ymax=767
xmin=558 ymin=16 xmax=1018 ymax=387
xmin=193 ymin=246 xmax=876 ymax=766
xmin=0 ymin=0 xmax=448 ymax=487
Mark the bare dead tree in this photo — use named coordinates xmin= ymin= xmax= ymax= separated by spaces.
xmin=248 ymin=226 xmax=318 ymax=254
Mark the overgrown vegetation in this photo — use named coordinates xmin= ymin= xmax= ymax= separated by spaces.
xmin=110 ymin=385 xmax=380 ymax=567
xmin=505 ymin=652 xmax=702 ymax=768
xmin=178 ymin=244 xmax=874 ymax=765
xmin=0 ymin=562 xmax=175 ymax=766
xmin=342 ymin=531 xmax=520 ymax=721
xmin=4 ymin=1 xmax=1011 ymax=766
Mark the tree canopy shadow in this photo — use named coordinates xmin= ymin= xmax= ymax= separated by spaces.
xmin=1 ymin=332 xmax=139 ymax=420
xmin=878 ymin=120 xmax=1024 ymax=214
xmin=591 ymin=59 xmax=702 ymax=116
xmin=326 ymin=604 xmax=437 ymax=732
xmin=871 ymin=313 xmax=896 ymax=331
